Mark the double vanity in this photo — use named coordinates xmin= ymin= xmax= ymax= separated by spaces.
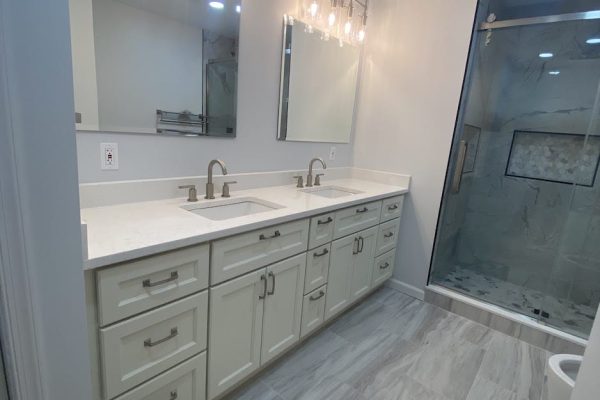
xmin=82 ymin=168 xmax=408 ymax=400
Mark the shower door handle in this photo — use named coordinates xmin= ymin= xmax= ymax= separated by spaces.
xmin=451 ymin=140 xmax=468 ymax=194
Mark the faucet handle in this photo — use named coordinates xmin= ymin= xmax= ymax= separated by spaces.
xmin=293 ymin=175 xmax=304 ymax=188
xmin=178 ymin=185 xmax=198 ymax=202
xmin=222 ymin=181 xmax=237 ymax=198
xmin=314 ymin=173 xmax=325 ymax=186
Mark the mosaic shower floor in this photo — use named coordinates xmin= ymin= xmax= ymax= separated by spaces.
xmin=438 ymin=267 xmax=596 ymax=338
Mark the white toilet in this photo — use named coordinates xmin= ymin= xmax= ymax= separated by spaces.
xmin=546 ymin=354 xmax=583 ymax=400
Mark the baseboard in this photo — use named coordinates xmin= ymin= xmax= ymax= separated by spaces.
xmin=385 ymin=278 xmax=425 ymax=301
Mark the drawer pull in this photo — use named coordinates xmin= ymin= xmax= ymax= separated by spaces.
xmin=144 ymin=327 xmax=178 ymax=347
xmin=358 ymin=236 xmax=364 ymax=253
xmin=317 ymin=217 xmax=333 ymax=225
xmin=313 ymin=248 xmax=329 ymax=257
xmin=142 ymin=271 xmax=179 ymax=288
xmin=170 ymin=391 xmax=178 ymax=400
xmin=355 ymin=207 xmax=368 ymax=214
xmin=259 ymin=230 xmax=281 ymax=240
xmin=259 ymin=275 xmax=267 ymax=299
xmin=384 ymin=232 xmax=394 ymax=238
xmin=309 ymin=290 xmax=325 ymax=301
xmin=387 ymin=204 xmax=399 ymax=211
xmin=267 ymin=271 xmax=276 ymax=295
xmin=380 ymin=262 xmax=390 ymax=270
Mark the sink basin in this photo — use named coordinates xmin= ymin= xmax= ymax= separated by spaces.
xmin=301 ymin=185 xmax=363 ymax=199
xmin=182 ymin=197 xmax=284 ymax=221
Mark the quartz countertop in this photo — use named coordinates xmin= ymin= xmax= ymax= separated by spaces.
xmin=81 ymin=178 xmax=409 ymax=269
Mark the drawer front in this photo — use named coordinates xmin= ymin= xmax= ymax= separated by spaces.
xmin=100 ymin=292 xmax=208 ymax=399
xmin=97 ymin=244 xmax=209 ymax=326
xmin=308 ymin=213 xmax=335 ymax=249
xmin=333 ymin=201 xmax=382 ymax=239
xmin=304 ymin=244 xmax=330 ymax=294
xmin=301 ymin=285 xmax=327 ymax=338
xmin=211 ymin=219 xmax=309 ymax=284
xmin=114 ymin=352 xmax=206 ymax=400
xmin=375 ymin=218 xmax=401 ymax=256
xmin=372 ymin=249 xmax=396 ymax=287
xmin=381 ymin=196 xmax=404 ymax=222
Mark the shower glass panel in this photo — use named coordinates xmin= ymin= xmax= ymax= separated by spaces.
xmin=205 ymin=59 xmax=237 ymax=135
xmin=430 ymin=13 xmax=600 ymax=338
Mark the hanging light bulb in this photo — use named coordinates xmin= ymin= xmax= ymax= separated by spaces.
xmin=357 ymin=8 xmax=367 ymax=42
xmin=328 ymin=0 xmax=337 ymax=26
xmin=309 ymin=1 xmax=319 ymax=18
xmin=344 ymin=0 xmax=353 ymax=35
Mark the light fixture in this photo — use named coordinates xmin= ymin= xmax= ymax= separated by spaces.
xmin=539 ymin=52 xmax=554 ymax=58
xmin=209 ymin=1 xmax=224 ymax=10
xmin=548 ymin=70 xmax=560 ymax=75
xmin=586 ymin=37 xmax=600 ymax=44
xmin=309 ymin=1 xmax=319 ymax=18
xmin=298 ymin=0 xmax=368 ymax=45
xmin=344 ymin=0 xmax=353 ymax=35
xmin=236 ymin=5 xmax=241 ymax=13
xmin=328 ymin=0 xmax=337 ymax=27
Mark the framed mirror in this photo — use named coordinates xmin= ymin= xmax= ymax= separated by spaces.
xmin=277 ymin=16 xmax=361 ymax=143
xmin=69 ymin=0 xmax=241 ymax=137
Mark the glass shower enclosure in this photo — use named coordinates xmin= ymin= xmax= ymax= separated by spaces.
xmin=430 ymin=4 xmax=600 ymax=338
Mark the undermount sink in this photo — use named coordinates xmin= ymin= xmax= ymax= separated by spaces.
xmin=182 ymin=197 xmax=284 ymax=221
xmin=301 ymin=185 xmax=363 ymax=199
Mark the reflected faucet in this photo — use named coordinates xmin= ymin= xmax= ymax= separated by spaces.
xmin=306 ymin=157 xmax=327 ymax=187
xmin=206 ymin=159 xmax=228 ymax=199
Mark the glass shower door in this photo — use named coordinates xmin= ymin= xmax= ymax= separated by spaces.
xmin=430 ymin=15 xmax=600 ymax=337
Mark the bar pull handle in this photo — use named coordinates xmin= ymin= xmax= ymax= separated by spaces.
xmin=260 ymin=230 xmax=281 ymax=240
xmin=143 ymin=271 xmax=179 ymax=288
xmin=317 ymin=217 xmax=333 ymax=225
xmin=384 ymin=232 xmax=394 ymax=238
xmin=380 ymin=262 xmax=390 ymax=270
xmin=358 ymin=236 xmax=364 ymax=253
xmin=259 ymin=275 xmax=267 ymax=299
xmin=387 ymin=204 xmax=398 ymax=211
xmin=313 ymin=248 xmax=329 ymax=257
xmin=356 ymin=207 xmax=368 ymax=214
xmin=144 ymin=327 xmax=178 ymax=347
xmin=170 ymin=391 xmax=178 ymax=400
xmin=451 ymin=140 xmax=468 ymax=194
xmin=353 ymin=237 xmax=359 ymax=254
xmin=267 ymin=271 xmax=275 ymax=295
xmin=309 ymin=290 xmax=325 ymax=301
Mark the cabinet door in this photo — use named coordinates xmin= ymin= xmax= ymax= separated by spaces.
xmin=375 ymin=218 xmax=400 ymax=256
xmin=372 ymin=249 xmax=396 ymax=287
xmin=304 ymin=243 xmax=330 ymax=294
xmin=261 ymin=254 xmax=306 ymax=364
xmin=301 ymin=285 xmax=327 ymax=338
xmin=208 ymin=269 xmax=266 ymax=400
xmin=309 ymin=213 xmax=335 ymax=249
xmin=350 ymin=226 xmax=378 ymax=301
xmin=325 ymin=235 xmax=355 ymax=320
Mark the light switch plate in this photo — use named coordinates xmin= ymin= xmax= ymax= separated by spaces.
xmin=329 ymin=146 xmax=336 ymax=160
xmin=101 ymin=143 xmax=119 ymax=170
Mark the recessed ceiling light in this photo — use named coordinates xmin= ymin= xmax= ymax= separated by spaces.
xmin=209 ymin=1 xmax=224 ymax=9
xmin=539 ymin=52 xmax=554 ymax=58
xmin=236 ymin=5 xmax=241 ymax=13
xmin=548 ymin=70 xmax=560 ymax=75
xmin=586 ymin=37 xmax=600 ymax=44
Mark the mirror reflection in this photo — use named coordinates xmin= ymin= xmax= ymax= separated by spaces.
xmin=69 ymin=0 xmax=240 ymax=137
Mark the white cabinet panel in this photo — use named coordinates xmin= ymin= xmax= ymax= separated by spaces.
xmin=333 ymin=201 xmax=382 ymax=239
xmin=100 ymin=292 xmax=208 ymax=399
xmin=208 ymin=269 xmax=265 ymax=400
xmin=381 ymin=195 xmax=404 ymax=222
xmin=375 ymin=218 xmax=400 ymax=256
xmin=97 ymin=244 xmax=209 ymax=326
xmin=304 ymin=244 xmax=330 ymax=294
xmin=114 ymin=352 xmax=206 ymax=400
xmin=325 ymin=235 xmax=355 ymax=320
xmin=350 ymin=226 xmax=377 ymax=300
xmin=261 ymin=254 xmax=306 ymax=364
xmin=301 ymin=285 xmax=327 ymax=338
xmin=372 ymin=249 xmax=396 ymax=287
xmin=211 ymin=219 xmax=309 ymax=284
xmin=308 ymin=213 xmax=335 ymax=249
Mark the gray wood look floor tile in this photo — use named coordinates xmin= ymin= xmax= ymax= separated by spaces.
xmin=226 ymin=380 xmax=283 ymax=400
xmin=466 ymin=376 xmax=526 ymax=400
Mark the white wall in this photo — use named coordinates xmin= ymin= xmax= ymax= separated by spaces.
xmin=353 ymin=0 xmax=477 ymax=293
xmin=571 ymin=303 xmax=600 ymax=400
xmin=1 ymin=0 xmax=93 ymax=398
xmin=76 ymin=0 xmax=353 ymax=183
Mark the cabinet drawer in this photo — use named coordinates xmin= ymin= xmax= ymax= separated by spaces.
xmin=97 ymin=244 xmax=209 ymax=326
xmin=381 ymin=196 xmax=404 ymax=222
xmin=308 ymin=213 xmax=335 ymax=249
xmin=372 ymin=249 xmax=396 ymax=287
xmin=305 ymin=244 xmax=330 ymax=294
xmin=301 ymin=285 xmax=327 ymax=338
xmin=375 ymin=218 xmax=401 ymax=256
xmin=333 ymin=201 xmax=382 ymax=239
xmin=114 ymin=352 xmax=206 ymax=400
xmin=100 ymin=292 xmax=208 ymax=399
xmin=211 ymin=219 xmax=309 ymax=284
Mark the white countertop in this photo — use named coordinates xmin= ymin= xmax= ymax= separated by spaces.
xmin=81 ymin=178 xmax=409 ymax=269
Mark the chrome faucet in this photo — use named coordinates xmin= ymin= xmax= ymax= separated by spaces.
xmin=306 ymin=157 xmax=327 ymax=187
xmin=205 ymin=159 xmax=228 ymax=199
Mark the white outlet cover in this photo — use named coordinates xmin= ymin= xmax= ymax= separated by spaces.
xmin=329 ymin=146 xmax=337 ymax=160
xmin=101 ymin=143 xmax=119 ymax=170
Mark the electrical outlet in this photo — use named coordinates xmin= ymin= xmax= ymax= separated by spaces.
xmin=101 ymin=143 xmax=119 ymax=170
xmin=329 ymin=146 xmax=336 ymax=160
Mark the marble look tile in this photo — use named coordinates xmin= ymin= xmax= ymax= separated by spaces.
xmin=466 ymin=376 xmax=527 ymax=400
xmin=226 ymin=380 xmax=283 ymax=400
xmin=358 ymin=372 xmax=451 ymax=400
xmin=329 ymin=296 xmax=396 ymax=344
xmin=371 ymin=286 xmax=417 ymax=308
